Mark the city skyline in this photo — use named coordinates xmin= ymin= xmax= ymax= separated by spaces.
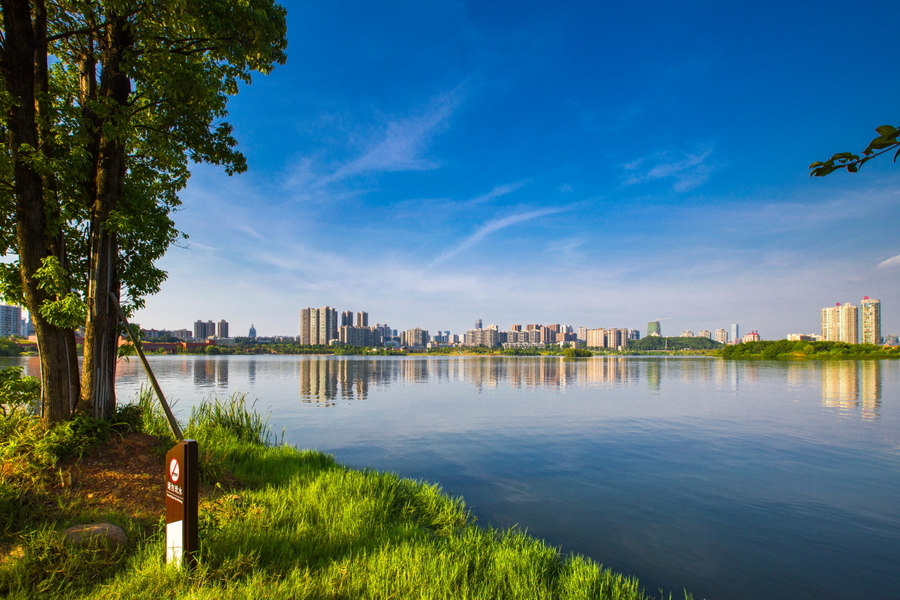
xmin=135 ymin=295 xmax=889 ymax=346
xmin=111 ymin=0 xmax=898 ymax=339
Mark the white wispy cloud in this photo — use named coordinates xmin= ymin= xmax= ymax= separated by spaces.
xmin=388 ymin=180 xmax=527 ymax=221
xmin=430 ymin=206 xmax=570 ymax=266
xmin=622 ymin=145 xmax=715 ymax=192
xmin=878 ymin=254 xmax=900 ymax=268
xmin=288 ymin=87 xmax=464 ymax=193
xmin=467 ymin=181 xmax=528 ymax=204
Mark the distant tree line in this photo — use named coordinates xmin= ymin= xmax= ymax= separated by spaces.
xmin=721 ymin=340 xmax=899 ymax=360
xmin=626 ymin=336 xmax=723 ymax=352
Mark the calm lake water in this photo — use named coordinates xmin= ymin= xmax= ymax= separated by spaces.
xmin=6 ymin=355 xmax=899 ymax=600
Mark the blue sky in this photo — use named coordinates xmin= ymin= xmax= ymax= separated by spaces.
xmin=134 ymin=0 xmax=900 ymax=340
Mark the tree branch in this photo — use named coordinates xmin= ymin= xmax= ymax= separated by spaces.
xmin=42 ymin=11 xmax=140 ymax=44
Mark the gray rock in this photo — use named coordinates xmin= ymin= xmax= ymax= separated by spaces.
xmin=62 ymin=523 xmax=127 ymax=548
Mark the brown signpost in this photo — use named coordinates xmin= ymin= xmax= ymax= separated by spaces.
xmin=165 ymin=439 xmax=199 ymax=567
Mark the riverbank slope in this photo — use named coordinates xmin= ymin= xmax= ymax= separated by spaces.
xmin=0 ymin=393 xmax=686 ymax=600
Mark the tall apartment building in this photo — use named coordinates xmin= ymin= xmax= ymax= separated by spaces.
xmin=193 ymin=319 xmax=216 ymax=340
xmin=402 ymin=327 xmax=429 ymax=348
xmin=299 ymin=306 xmax=338 ymax=345
xmin=465 ymin=328 xmax=500 ymax=347
xmin=356 ymin=311 xmax=368 ymax=327
xmin=341 ymin=311 xmax=354 ymax=327
xmin=821 ymin=303 xmax=858 ymax=344
xmin=714 ymin=329 xmax=728 ymax=344
xmin=217 ymin=319 xmax=229 ymax=338
xmin=338 ymin=325 xmax=382 ymax=347
xmin=0 ymin=304 xmax=22 ymax=337
xmin=586 ymin=328 xmax=630 ymax=349
xmin=861 ymin=296 xmax=881 ymax=344
xmin=731 ymin=324 xmax=739 ymax=343
xmin=698 ymin=329 xmax=711 ymax=338
xmin=475 ymin=318 xmax=483 ymax=330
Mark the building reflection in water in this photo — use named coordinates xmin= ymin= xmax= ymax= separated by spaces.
xmin=820 ymin=360 xmax=881 ymax=421
xmin=296 ymin=356 xmax=659 ymax=404
xmin=191 ymin=357 xmax=228 ymax=388
xmin=298 ymin=358 xmax=396 ymax=405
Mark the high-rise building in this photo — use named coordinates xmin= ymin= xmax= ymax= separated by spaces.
xmin=714 ymin=329 xmax=728 ymax=344
xmin=356 ymin=311 xmax=368 ymax=327
xmin=475 ymin=318 xmax=483 ymax=330
xmin=299 ymin=307 xmax=338 ymax=345
xmin=647 ymin=321 xmax=661 ymax=337
xmin=248 ymin=324 xmax=257 ymax=338
xmin=681 ymin=330 xmax=694 ymax=337
xmin=698 ymin=329 xmax=711 ymax=339
xmin=821 ymin=305 xmax=839 ymax=341
xmin=0 ymin=304 xmax=22 ymax=337
xmin=731 ymin=324 xmax=740 ymax=343
xmin=341 ymin=311 xmax=353 ymax=327
xmin=193 ymin=319 xmax=216 ymax=340
xmin=821 ymin=303 xmax=858 ymax=344
xmin=861 ymin=297 xmax=882 ymax=344
xmin=217 ymin=319 xmax=229 ymax=338
xmin=339 ymin=325 xmax=383 ymax=346
xmin=402 ymin=328 xmax=429 ymax=348
xmin=839 ymin=304 xmax=858 ymax=344
xmin=586 ymin=328 xmax=630 ymax=349
xmin=464 ymin=327 xmax=499 ymax=347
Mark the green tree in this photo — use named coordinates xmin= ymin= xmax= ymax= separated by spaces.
xmin=1 ymin=0 xmax=287 ymax=424
xmin=810 ymin=125 xmax=900 ymax=176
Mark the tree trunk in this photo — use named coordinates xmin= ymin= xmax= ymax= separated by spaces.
xmin=80 ymin=13 xmax=132 ymax=420
xmin=81 ymin=223 xmax=121 ymax=419
xmin=1 ymin=0 xmax=75 ymax=425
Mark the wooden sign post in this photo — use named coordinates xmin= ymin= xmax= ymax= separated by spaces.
xmin=165 ymin=439 xmax=199 ymax=568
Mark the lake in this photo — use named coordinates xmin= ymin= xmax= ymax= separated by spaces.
xmin=6 ymin=354 xmax=899 ymax=600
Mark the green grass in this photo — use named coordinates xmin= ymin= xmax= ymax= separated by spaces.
xmin=1 ymin=384 xmax=693 ymax=600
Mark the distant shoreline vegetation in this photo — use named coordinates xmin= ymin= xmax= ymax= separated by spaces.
xmin=8 ymin=335 xmax=893 ymax=360
xmin=718 ymin=340 xmax=900 ymax=360
xmin=135 ymin=338 xmax=900 ymax=360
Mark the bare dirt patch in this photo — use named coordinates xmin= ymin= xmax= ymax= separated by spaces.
xmin=57 ymin=432 xmax=167 ymax=521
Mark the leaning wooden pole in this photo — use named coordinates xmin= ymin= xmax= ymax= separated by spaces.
xmin=109 ymin=293 xmax=183 ymax=440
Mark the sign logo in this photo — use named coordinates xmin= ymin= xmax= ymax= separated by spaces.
xmin=169 ymin=458 xmax=180 ymax=483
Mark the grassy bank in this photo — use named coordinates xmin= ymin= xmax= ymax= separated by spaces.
xmin=1 ymin=378 xmax=689 ymax=599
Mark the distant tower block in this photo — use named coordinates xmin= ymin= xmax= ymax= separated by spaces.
xmin=341 ymin=311 xmax=353 ymax=327
xmin=861 ymin=297 xmax=881 ymax=344
xmin=647 ymin=321 xmax=661 ymax=337
xmin=475 ymin=318 xmax=483 ymax=330
xmin=248 ymin=324 xmax=257 ymax=339
xmin=356 ymin=311 xmax=368 ymax=327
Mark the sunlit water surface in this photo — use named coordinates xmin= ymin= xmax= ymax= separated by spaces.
xmin=7 ymin=355 xmax=899 ymax=600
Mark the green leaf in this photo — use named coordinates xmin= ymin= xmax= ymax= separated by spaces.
xmin=874 ymin=125 xmax=897 ymax=136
